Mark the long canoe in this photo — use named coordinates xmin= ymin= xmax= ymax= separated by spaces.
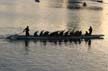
xmin=7 ymin=34 xmax=104 ymax=41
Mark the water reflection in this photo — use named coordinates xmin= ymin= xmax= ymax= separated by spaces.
xmin=0 ymin=0 xmax=104 ymax=33
xmin=25 ymin=40 xmax=29 ymax=47
xmin=65 ymin=8 xmax=103 ymax=34
xmin=37 ymin=0 xmax=103 ymax=33
xmin=66 ymin=0 xmax=82 ymax=9
xmin=39 ymin=0 xmax=103 ymax=10
xmin=40 ymin=0 xmax=83 ymax=9
xmin=21 ymin=39 xmax=92 ymax=47
xmin=24 ymin=40 xmax=30 ymax=55
xmin=16 ymin=39 xmax=93 ymax=55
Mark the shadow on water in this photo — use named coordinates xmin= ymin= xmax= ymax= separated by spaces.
xmin=25 ymin=40 xmax=29 ymax=47
xmin=6 ymin=37 xmax=105 ymax=55
xmin=8 ymin=39 xmax=92 ymax=47
xmin=23 ymin=40 xmax=30 ymax=55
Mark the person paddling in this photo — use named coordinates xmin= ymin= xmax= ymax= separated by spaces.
xmin=89 ymin=26 xmax=93 ymax=35
xmin=23 ymin=26 xmax=30 ymax=36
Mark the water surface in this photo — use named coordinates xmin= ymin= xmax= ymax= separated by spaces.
xmin=0 ymin=0 xmax=108 ymax=71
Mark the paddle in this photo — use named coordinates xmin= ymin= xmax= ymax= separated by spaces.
xmin=13 ymin=31 xmax=24 ymax=35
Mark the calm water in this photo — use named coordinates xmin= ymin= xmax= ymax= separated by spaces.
xmin=0 ymin=0 xmax=108 ymax=71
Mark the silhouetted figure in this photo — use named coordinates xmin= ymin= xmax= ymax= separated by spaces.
xmin=69 ymin=28 xmax=76 ymax=36
xmin=35 ymin=0 xmax=40 ymax=3
xmin=43 ymin=31 xmax=50 ymax=37
xmin=69 ymin=30 xmax=74 ymax=36
xmin=79 ymin=31 xmax=82 ymax=36
xmin=89 ymin=26 xmax=93 ymax=35
xmin=23 ymin=26 xmax=30 ymax=36
xmin=39 ymin=30 xmax=44 ymax=36
xmin=74 ymin=31 xmax=81 ymax=36
xmin=64 ymin=31 xmax=69 ymax=37
xmin=49 ymin=31 xmax=59 ymax=37
xmin=34 ymin=31 xmax=38 ymax=36
xmin=59 ymin=31 xmax=64 ymax=37
xmin=85 ymin=31 xmax=89 ymax=36
xmin=83 ymin=2 xmax=87 ymax=7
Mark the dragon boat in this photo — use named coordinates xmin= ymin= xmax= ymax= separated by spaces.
xmin=6 ymin=34 xmax=104 ymax=41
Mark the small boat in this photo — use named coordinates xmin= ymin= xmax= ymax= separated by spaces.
xmin=97 ymin=0 xmax=103 ymax=3
xmin=6 ymin=34 xmax=104 ymax=41
xmin=35 ymin=0 xmax=40 ymax=3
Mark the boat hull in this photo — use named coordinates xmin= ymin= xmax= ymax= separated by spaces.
xmin=7 ymin=35 xmax=104 ymax=41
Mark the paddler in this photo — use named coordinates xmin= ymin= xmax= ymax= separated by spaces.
xmin=89 ymin=26 xmax=93 ymax=35
xmin=23 ymin=26 xmax=30 ymax=36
